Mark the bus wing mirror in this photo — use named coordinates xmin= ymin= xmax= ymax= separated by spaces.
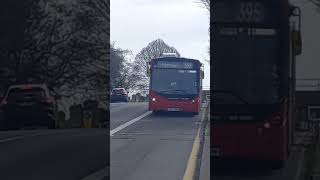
xmin=290 ymin=6 xmax=300 ymax=17
xmin=201 ymin=64 xmax=204 ymax=79
xmin=293 ymin=31 xmax=302 ymax=55
xmin=147 ymin=69 xmax=150 ymax=77
xmin=146 ymin=62 xmax=151 ymax=76
xmin=290 ymin=6 xmax=302 ymax=56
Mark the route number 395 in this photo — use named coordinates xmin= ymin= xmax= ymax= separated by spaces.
xmin=238 ymin=2 xmax=265 ymax=23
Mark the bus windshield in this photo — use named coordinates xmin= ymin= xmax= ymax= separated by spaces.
xmin=151 ymin=69 xmax=198 ymax=95
xmin=213 ymin=27 xmax=282 ymax=104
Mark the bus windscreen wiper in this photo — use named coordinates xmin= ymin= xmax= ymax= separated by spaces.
xmin=212 ymin=90 xmax=249 ymax=105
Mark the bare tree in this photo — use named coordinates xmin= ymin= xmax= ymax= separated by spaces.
xmin=110 ymin=43 xmax=133 ymax=90
xmin=0 ymin=0 xmax=109 ymax=109
xmin=132 ymin=39 xmax=180 ymax=89
xmin=196 ymin=0 xmax=210 ymax=12
xmin=195 ymin=0 xmax=210 ymax=62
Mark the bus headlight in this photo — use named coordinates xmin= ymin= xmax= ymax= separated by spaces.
xmin=152 ymin=98 xmax=157 ymax=102
xmin=192 ymin=100 xmax=195 ymax=103
xmin=264 ymin=122 xmax=271 ymax=129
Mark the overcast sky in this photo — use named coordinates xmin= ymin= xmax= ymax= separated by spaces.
xmin=291 ymin=0 xmax=320 ymax=78
xmin=110 ymin=0 xmax=210 ymax=88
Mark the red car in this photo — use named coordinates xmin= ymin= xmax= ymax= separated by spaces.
xmin=111 ymin=88 xmax=129 ymax=103
xmin=0 ymin=84 xmax=57 ymax=130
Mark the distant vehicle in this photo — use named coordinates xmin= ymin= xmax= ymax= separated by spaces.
xmin=0 ymin=84 xmax=57 ymax=129
xmin=111 ymin=88 xmax=129 ymax=103
xmin=211 ymin=0 xmax=302 ymax=169
xmin=147 ymin=56 xmax=204 ymax=115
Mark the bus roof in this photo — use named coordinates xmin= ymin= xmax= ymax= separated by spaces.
xmin=151 ymin=57 xmax=201 ymax=63
xmin=162 ymin=53 xmax=179 ymax=58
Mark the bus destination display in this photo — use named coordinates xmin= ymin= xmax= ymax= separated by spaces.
xmin=213 ymin=1 xmax=280 ymax=26
xmin=155 ymin=61 xmax=194 ymax=69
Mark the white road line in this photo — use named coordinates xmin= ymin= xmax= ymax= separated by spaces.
xmin=80 ymin=166 xmax=109 ymax=180
xmin=110 ymin=111 xmax=152 ymax=136
xmin=0 ymin=136 xmax=24 ymax=143
xmin=30 ymin=132 xmax=56 ymax=137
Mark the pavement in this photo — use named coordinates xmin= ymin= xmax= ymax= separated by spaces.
xmin=199 ymin=120 xmax=210 ymax=180
xmin=110 ymin=102 xmax=208 ymax=180
xmin=310 ymin=131 xmax=320 ymax=180
xmin=0 ymin=128 xmax=108 ymax=180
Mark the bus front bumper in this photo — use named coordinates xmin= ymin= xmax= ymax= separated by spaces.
xmin=149 ymin=100 xmax=200 ymax=113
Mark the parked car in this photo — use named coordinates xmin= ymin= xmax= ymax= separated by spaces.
xmin=0 ymin=84 xmax=57 ymax=130
xmin=110 ymin=88 xmax=129 ymax=102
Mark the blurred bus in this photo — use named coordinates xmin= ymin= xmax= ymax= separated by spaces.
xmin=211 ymin=0 xmax=302 ymax=168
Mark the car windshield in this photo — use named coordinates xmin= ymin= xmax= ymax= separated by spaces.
xmin=151 ymin=69 xmax=198 ymax=95
xmin=112 ymin=89 xmax=125 ymax=94
xmin=7 ymin=87 xmax=46 ymax=101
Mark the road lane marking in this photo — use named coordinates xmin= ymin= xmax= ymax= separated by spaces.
xmin=80 ymin=166 xmax=109 ymax=180
xmin=0 ymin=136 xmax=24 ymax=143
xmin=0 ymin=131 xmax=62 ymax=144
xmin=183 ymin=108 xmax=207 ymax=180
xmin=110 ymin=111 xmax=152 ymax=136
xmin=30 ymin=132 xmax=59 ymax=137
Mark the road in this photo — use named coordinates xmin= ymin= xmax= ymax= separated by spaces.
xmin=111 ymin=102 xmax=306 ymax=180
xmin=0 ymin=128 xmax=108 ymax=180
xmin=110 ymin=102 xmax=205 ymax=180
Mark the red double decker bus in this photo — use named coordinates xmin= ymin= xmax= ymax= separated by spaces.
xmin=147 ymin=55 xmax=204 ymax=115
xmin=211 ymin=0 xmax=302 ymax=168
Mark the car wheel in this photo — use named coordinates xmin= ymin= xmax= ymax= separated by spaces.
xmin=2 ymin=114 xmax=9 ymax=130
xmin=0 ymin=112 xmax=6 ymax=130
xmin=4 ymin=115 xmax=19 ymax=130
xmin=47 ymin=115 xmax=56 ymax=129
xmin=48 ymin=122 xmax=56 ymax=129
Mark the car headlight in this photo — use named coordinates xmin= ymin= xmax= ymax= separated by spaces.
xmin=152 ymin=98 xmax=156 ymax=102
